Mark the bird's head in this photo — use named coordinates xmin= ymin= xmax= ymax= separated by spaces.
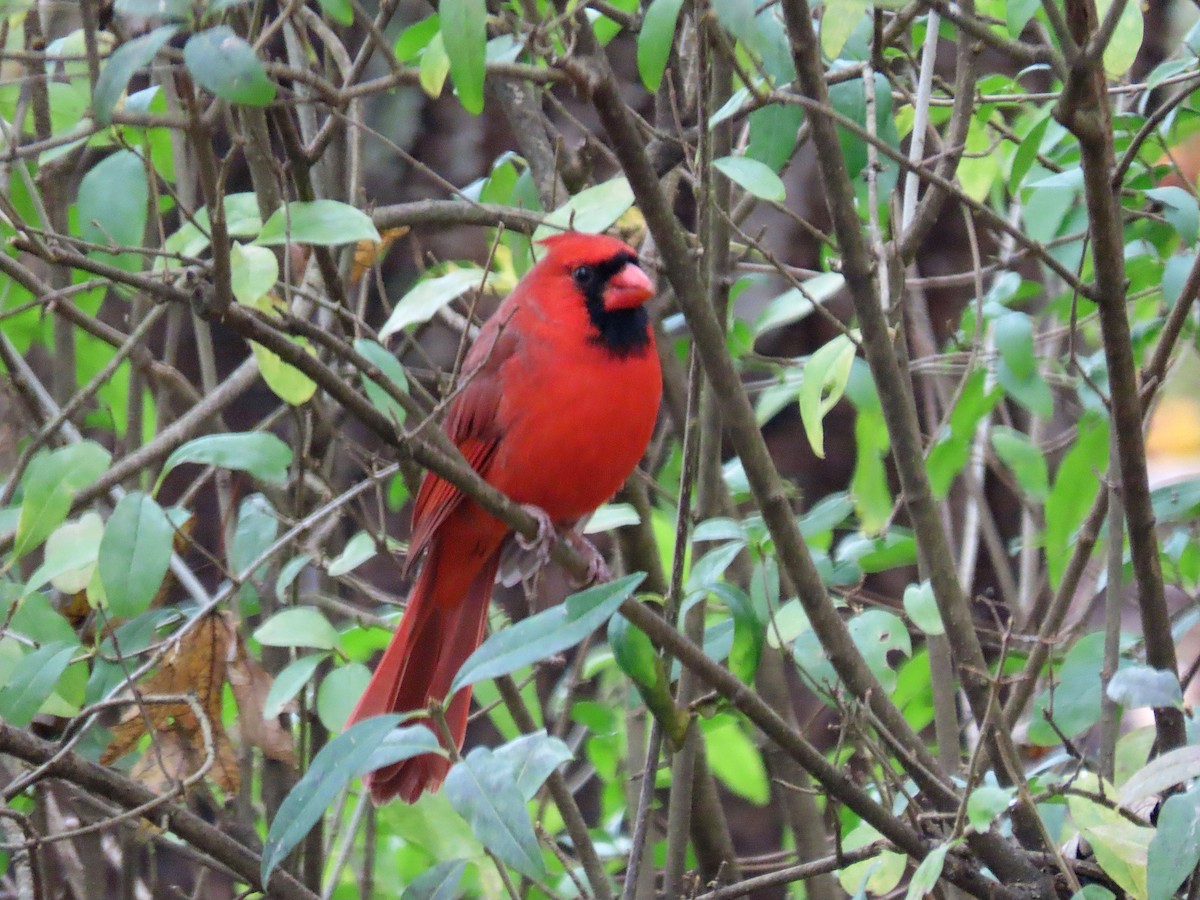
xmin=532 ymin=232 xmax=656 ymax=356
xmin=537 ymin=232 xmax=656 ymax=313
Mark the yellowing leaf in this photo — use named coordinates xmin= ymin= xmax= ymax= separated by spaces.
xmin=1068 ymin=793 xmax=1153 ymax=900
xmin=351 ymin=226 xmax=409 ymax=285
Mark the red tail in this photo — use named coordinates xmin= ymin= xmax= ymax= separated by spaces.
xmin=347 ymin=539 xmax=501 ymax=803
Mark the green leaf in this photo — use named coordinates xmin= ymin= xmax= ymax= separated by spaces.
xmin=753 ymin=273 xmax=844 ymax=336
xmin=1106 ymin=666 xmax=1183 ymax=710
xmin=850 ymin=609 xmax=911 ymax=692
xmin=401 ymin=859 xmax=468 ymax=900
xmin=846 ymin=364 xmax=892 ymax=534
xmin=967 ymin=785 xmax=1015 ymax=831
xmin=532 ymin=177 xmax=636 ymax=243
xmin=903 ymin=580 xmax=943 ymax=636
xmin=839 ymin=822 xmax=907 ymax=895
xmin=1006 ymin=0 xmax=1039 ymax=36
xmin=821 ymin=0 xmax=869 ymax=58
xmin=14 ymin=442 xmax=111 ymax=558
xmin=1098 ymin=0 xmax=1142 ymax=76
xmin=254 ymin=606 xmax=342 ymax=651
xmin=1121 ymin=746 xmax=1200 ymax=805
xmin=717 ymin=584 xmax=764 ymax=683
xmin=492 ymin=730 xmax=573 ymax=801
xmin=327 ymin=531 xmax=377 ymax=577
xmin=317 ymin=662 xmax=371 ymax=731
xmin=24 ymin=513 xmax=103 ymax=595
xmin=98 ymin=492 xmax=174 ymax=618
xmin=583 ymin=502 xmax=640 ymax=534
xmin=158 ymin=432 xmax=293 ymax=488
xmin=0 ymin=641 xmax=78 ymax=727
xmin=701 ymin=714 xmax=770 ymax=805
xmin=250 ymin=337 xmax=319 ymax=406
xmin=1147 ymin=785 xmax=1200 ymax=900
xmin=275 ymin=553 xmax=311 ymax=596
xmin=230 ymin=241 xmax=278 ymax=304
xmin=713 ymin=155 xmax=786 ymax=201
xmin=378 ymin=267 xmax=488 ymax=340
xmin=1009 ymin=114 xmax=1051 ymax=193
xmin=183 ymin=26 xmax=276 ymax=105
xmin=637 ymin=0 xmax=683 ymax=91
xmin=926 ymin=368 xmax=1002 ymax=498
xmin=1028 ymin=631 xmax=1105 ymax=745
xmin=114 ymin=0 xmax=191 ymax=19
xmin=255 ymin=199 xmax=380 ymax=247
xmin=994 ymin=312 xmax=1053 ymax=417
xmin=418 ymin=31 xmax=450 ymax=98
xmin=164 ymin=192 xmax=263 ymax=257
xmin=93 ymin=25 xmax=178 ymax=126
xmin=354 ymin=339 xmax=409 ymax=426
xmin=229 ymin=495 xmax=276 ymax=583
xmin=78 ymin=150 xmax=148 ymax=260
xmin=608 ymin=613 xmax=659 ymax=688
xmin=1044 ymin=414 xmax=1108 ymax=587
xmin=796 ymin=607 xmax=912 ymax=699
xmin=991 ymin=426 xmax=1049 ymax=500
xmin=263 ymin=653 xmax=327 ymax=719
xmin=1069 ymin=793 xmax=1152 ymax=900
xmin=993 ymin=311 xmax=1036 ymax=378
xmin=396 ymin=15 xmax=440 ymax=62
xmin=1145 ymin=187 xmax=1199 ymax=247
xmin=316 ymin=0 xmax=353 ymax=26
xmin=686 ymin=540 xmax=745 ymax=594
xmin=747 ymin=102 xmax=803 ymax=172
xmin=440 ymin=0 xmax=487 ymax=114
xmin=262 ymin=717 xmax=438 ymax=884
xmin=906 ymin=841 xmax=957 ymax=900
xmin=445 ymin=747 xmax=545 ymax=880
xmin=799 ymin=334 xmax=856 ymax=458
xmin=452 ymin=573 xmax=644 ymax=693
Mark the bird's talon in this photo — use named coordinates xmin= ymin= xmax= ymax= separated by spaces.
xmin=567 ymin=532 xmax=611 ymax=586
xmin=517 ymin=504 xmax=556 ymax=564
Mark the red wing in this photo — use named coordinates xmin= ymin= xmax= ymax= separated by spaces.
xmin=406 ymin=315 xmax=519 ymax=567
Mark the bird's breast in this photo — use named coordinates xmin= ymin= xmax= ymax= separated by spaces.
xmin=487 ymin=340 xmax=661 ymax=522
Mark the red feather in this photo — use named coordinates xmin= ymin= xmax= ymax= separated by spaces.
xmin=347 ymin=232 xmax=662 ymax=803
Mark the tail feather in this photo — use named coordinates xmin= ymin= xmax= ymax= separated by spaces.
xmin=348 ymin=540 xmax=501 ymax=804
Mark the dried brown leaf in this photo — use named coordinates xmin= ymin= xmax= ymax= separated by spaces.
xmin=101 ymin=613 xmax=240 ymax=794
xmin=227 ymin=634 xmax=296 ymax=765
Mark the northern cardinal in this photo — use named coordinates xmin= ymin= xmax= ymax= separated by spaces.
xmin=347 ymin=232 xmax=662 ymax=803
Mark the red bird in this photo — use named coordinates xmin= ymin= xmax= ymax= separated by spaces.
xmin=347 ymin=232 xmax=662 ymax=803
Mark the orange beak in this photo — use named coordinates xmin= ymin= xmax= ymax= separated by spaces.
xmin=603 ymin=263 xmax=655 ymax=311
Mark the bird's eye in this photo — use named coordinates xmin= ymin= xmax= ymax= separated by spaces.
xmin=572 ymin=265 xmax=595 ymax=286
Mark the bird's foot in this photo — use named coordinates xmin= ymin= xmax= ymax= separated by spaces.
xmin=565 ymin=531 xmax=611 ymax=587
xmin=516 ymin=504 xmax=556 ymax=567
